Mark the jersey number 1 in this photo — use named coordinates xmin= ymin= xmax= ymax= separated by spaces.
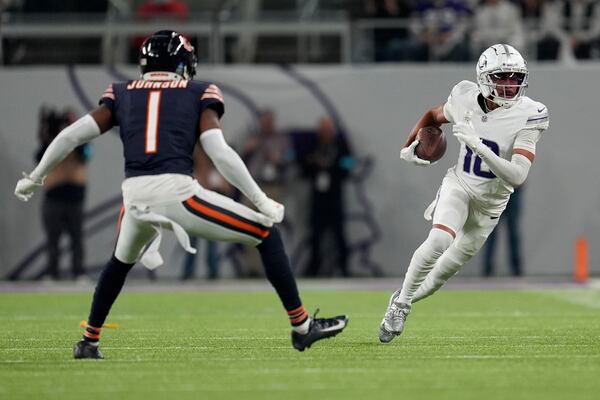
xmin=145 ymin=91 xmax=161 ymax=154
xmin=463 ymin=139 xmax=499 ymax=178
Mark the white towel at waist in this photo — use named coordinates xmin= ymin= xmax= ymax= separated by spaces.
xmin=129 ymin=205 xmax=197 ymax=270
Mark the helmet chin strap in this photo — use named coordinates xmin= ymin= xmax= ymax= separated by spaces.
xmin=483 ymin=96 xmax=494 ymax=112
xmin=142 ymin=71 xmax=184 ymax=81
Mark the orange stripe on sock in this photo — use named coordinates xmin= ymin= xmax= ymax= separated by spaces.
xmin=86 ymin=325 xmax=102 ymax=333
xmin=290 ymin=312 xmax=308 ymax=325
xmin=287 ymin=305 xmax=305 ymax=316
xmin=185 ymin=198 xmax=270 ymax=238
xmin=84 ymin=332 xmax=100 ymax=340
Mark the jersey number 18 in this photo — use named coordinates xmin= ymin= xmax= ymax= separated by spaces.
xmin=463 ymin=139 xmax=499 ymax=179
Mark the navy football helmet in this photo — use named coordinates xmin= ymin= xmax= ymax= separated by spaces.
xmin=139 ymin=30 xmax=197 ymax=80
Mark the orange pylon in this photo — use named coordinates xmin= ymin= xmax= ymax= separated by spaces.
xmin=574 ymin=237 xmax=589 ymax=283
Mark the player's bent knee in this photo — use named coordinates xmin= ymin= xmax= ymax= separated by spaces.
xmin=256 ymin=226 xmax=284 ymax=255
xmin=113 ymin=248 xmax=139 ymax=265
xmin=426 ymin=228 xmax=454 ymax=256
xmin=432 ymin=224 xmax=456 ymax=239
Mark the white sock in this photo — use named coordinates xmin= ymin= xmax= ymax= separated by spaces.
xmin=397 ymin=229 xmax=453 ymax=304
xmin=413 ymin=246 xmax=467 ymax=303
xmin=292 ymin=317 xmax=311 ymax=334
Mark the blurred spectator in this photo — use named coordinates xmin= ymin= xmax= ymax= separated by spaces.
xmin=242 ymin=110 xmax=291 ymax=197
xmin=301 ymin=117 xmax=354 ymax=277
xmin=22 ymin=0 xmax=107 ymax=12
xmin=181 ymin=144 xmax=232 ymax=280
xmin=471 ymin=0 xmax=525 ymax=56
xmin=520 ymin=0 xmax=543 ymax=20
xmin=36 ymin=107 xmax=91 ymax=280
xmin=521 ymin=0 xmax=562 ymax=60
xmin=563 ymin=0 xmax=600 ymax=60
xmin=533 ymin=0 xmax=600 ymax=61
xmin=132 ymin=0 xmax=190 ymax=60
xmin=136 ymin=0 xmax=188 ymax=17
xmin=0 ymin=0 xmax=17 ymax=12
xmin=364 ymin=0 xmax=413 ymax=61
xmin=483 ymin=187 xmax=523 ymax=277
xmin=239 ymin=110 xmax=291 ymax=276
xmin=3 ymin=1 xmax=107 ymax=64
xmin=412 ymin=0 xmax=472 ymax=62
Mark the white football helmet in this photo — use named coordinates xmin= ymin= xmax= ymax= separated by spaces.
xmin=476 ymin=44 xmax=528 ymax=108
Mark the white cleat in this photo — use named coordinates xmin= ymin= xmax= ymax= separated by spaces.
xmin=379 ymin=290 xmax=411 ymax=343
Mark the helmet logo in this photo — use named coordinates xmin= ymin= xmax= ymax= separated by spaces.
xmin=478 ymin=55 xmax=487 ymax=70
xmin=180 ymin=36 xmax=194 ymax=52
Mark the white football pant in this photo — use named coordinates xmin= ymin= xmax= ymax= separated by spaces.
xmin=397 ymin=173 xmax=500 ymax=304
xmin=114 ymin=177 xmax=273 ymax=264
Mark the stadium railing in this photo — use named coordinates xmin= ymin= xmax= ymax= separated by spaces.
xmin=0 ymin=12 xmax=568 ymax=65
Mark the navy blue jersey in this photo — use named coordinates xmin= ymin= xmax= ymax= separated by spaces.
xmin=99 ymin=79 xmax=224 ymax=178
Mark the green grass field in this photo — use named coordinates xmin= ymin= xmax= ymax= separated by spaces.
xmin=1 ymin=288 xmax=599 ymax=400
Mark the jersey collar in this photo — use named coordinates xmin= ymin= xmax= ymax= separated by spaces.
xmin=142 ymin=72 xmax=184 ymax=81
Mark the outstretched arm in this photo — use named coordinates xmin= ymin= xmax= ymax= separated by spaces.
xmin=454 ymin=125 xmax=539 ymax=187
xmin=197 ymin=108 xmax=284 ymax=223
xmin=476 ymin=148 xmax=532 ymax=187
xmin=14 ymin=105 xmax=113 ymax=202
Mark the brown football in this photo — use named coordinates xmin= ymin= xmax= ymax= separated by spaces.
xmin=415 ymin=126 xmax=446 ymax=162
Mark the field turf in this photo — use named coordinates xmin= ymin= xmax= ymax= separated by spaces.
xmin=1 ymin=288 xmax=599 ymax=400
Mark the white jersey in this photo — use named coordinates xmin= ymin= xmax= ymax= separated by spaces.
xmin=442 ymin=80 xmax=549 ymax=216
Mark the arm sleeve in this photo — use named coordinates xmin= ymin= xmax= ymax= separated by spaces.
xmin=30 ymin=114 xmax=101 ymax=181
xmin=476 ymin=145 xmax=532 ymax=187
xmin=199 ymin=128 xmax=265 ymax=204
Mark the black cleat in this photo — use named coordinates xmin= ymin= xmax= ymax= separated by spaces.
xmin=73 ymin=340 xmax=104 ymax=359
xmin=291 ymin=312 xmax=349 ymax=351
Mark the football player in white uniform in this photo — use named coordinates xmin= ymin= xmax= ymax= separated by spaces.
xmin=379 ymin=44 xmax=549 ymax=343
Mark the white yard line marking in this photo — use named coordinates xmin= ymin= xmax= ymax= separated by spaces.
xmin=543 ymin=290 xmax=600 ymax=310
xmin=1 ymin=354 xmax=599 ymax=365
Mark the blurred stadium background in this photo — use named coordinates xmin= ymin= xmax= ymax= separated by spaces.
xmin=1 ymin=0 xmax=599 ymax=281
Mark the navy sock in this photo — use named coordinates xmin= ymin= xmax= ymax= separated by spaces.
xmin=83 ymin=255 xmax=134 ymax=341
xmin=257 ymin=227 xmax=305 ymax=321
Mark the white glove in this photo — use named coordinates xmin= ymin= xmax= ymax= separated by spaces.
xmin=453 ymin=123 xmax=482 ymax=154
xmin=399 ymin=139 xmax=431 ymax=166
xmin=254 ymin=193 xmax=285 ymax=223
xmin=14 ymin=172 xmax=44 ymax=202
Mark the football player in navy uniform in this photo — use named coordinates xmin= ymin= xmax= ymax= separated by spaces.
xmin=15 ymin=30 xmax=348 ymax=358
